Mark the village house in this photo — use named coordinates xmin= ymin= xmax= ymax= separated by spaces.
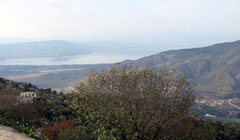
xmin=19 ymin=91 xmax=38 ymax=103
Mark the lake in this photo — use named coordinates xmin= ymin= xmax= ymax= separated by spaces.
xmin=0 ymin=53 xmax=145 ymax=65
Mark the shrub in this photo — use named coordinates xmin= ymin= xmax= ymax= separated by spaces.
xmin=43 ymin=119 xmax=75 ymax=140
xmin=16 ymin=120 xmax=36 ymax=137
xmin=57 ymin=126 xmax=91 ymax=140
xmin=0 ymin=89 xmax=18 ymax=119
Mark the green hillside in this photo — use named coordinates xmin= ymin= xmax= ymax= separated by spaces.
xmin=0 ymin=77 xmax=39 ymax=92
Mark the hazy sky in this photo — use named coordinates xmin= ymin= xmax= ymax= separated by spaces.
xmin=0 ymin=0 xmax=240 ymax=48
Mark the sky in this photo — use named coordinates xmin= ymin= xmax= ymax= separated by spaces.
xmin=0 ymin=0 xmax=240 ymax=49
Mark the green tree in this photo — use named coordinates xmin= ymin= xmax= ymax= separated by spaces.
xmin=72 ymin=65 xmax=212 ymax=139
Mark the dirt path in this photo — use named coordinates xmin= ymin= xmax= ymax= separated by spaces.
xmin=228 ymin=99 xmax=240 ymax=110
xmin=0 ymin=126 xmax=34 ymax=140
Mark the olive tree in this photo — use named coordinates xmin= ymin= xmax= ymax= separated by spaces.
xmin=72 ymin=65 xmax=201 ymax=139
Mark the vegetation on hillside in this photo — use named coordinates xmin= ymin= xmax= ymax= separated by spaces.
xmin=1 ymin=66 xmax=240 ymax=139
xmin=0 ymin=77 xmax=75 ymax=139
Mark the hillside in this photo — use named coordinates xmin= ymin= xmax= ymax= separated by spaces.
xmin=129 ymin=40 xmax=240 ymax=94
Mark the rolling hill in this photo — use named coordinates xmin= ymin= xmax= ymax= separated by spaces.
xmin=0 ymin=40 xmax=90 ymax=60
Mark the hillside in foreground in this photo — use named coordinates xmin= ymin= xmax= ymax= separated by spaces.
xmin=2 ymin=66 xmax=240 ymax=139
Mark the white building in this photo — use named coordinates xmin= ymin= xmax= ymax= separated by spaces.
xmin=19 ymin=92 xmax=38 ymax=103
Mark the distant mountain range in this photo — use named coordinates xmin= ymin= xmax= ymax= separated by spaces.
xmin=0 ymin=40 xmax=90 ymax=60
xmin=126 ymin=40 xmax=240 ymax=94
xmin=0 ymin=37 xmax=31 ymax=44
xmin=1 ymin=39 xmax=240 ymax=94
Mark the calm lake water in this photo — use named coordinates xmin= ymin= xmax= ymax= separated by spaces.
xmin=0 ymin=53 xmax=144 ymax=65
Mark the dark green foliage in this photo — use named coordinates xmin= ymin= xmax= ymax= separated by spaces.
xmin=0 ymin=77 xmax=38 ymax=92
xmin=211 ymin=121 xmax=240 ymax=140
xmin=58 ymin=126 xmax=92 ymax=140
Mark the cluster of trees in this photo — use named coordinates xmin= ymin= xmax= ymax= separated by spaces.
xmin=2 ymin=66 xmax=240 ymax=139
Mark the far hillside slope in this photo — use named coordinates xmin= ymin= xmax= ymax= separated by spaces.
xmin=130 ymin=40 xmax=240 ymax=93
